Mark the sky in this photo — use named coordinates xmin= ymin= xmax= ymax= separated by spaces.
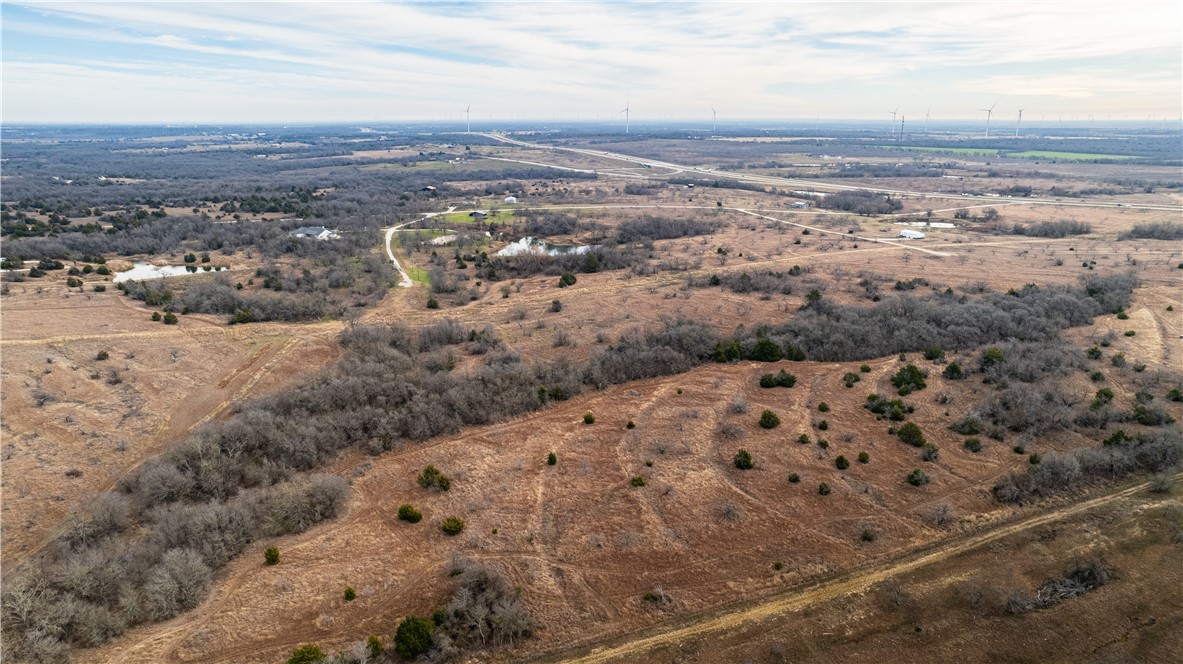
xmin=2 ymin=1 xmax=1181 ymax=124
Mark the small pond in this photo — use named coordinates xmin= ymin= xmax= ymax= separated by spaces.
xmin=113 ymin=263 xmax=228 ymax=283
xmin=496 ymin=237 xmax=591 ymax=257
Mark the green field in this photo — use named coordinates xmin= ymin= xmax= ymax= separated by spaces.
xmin=405 ymin=264 xmax=430 ymax=284
xmin=1005 ymin=150 xmax=1137 ymax=161
xmin=880 ymin=146 xmax=1000 ymax=156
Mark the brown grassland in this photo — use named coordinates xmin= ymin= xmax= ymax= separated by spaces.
xmin=2 ymin=133 xmax=1181 ymax=663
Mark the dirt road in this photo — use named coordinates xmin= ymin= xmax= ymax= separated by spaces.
xmin=544 ymin=475 xmax=1177 ymax=663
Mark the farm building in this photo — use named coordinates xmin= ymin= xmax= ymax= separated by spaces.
xmin=790 ymin=201 xmax=809 ymax=209
xmin=504 ymin=196 xmax=517 ymax=204
xmin=899 ymin=229 xmax=926 ymax=240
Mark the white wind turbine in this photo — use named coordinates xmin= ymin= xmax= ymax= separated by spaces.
xmin=618 ymin=99 xmax=630 ymax=134
xmin=1014 ymin=108 xmax=1025 ymax=138
xmin=888 ymin=105 xmax=899 ymax=138
xmin=980 ymin=98 xmax=1000 ymax=138
xmin=923 ymin=107 xmax=930 ymax=135
xmin=465 ymin=103 xmax=471 ymax=134
xmin=712 ymin=107 xmax=717 ymax=133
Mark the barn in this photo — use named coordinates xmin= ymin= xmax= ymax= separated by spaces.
xmin=899 ymin=229 xmax=926 ymax=240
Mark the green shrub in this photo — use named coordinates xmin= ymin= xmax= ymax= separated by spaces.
xmin=964 ymin=438 xmax=983 ymax=453
xmin=858 ymin=451 xmax=870 ymax=464
xmin=1116 ymin=311 xmax=1129 ymax=320
xmin=288 ymin=644 xmax=326 ymax=664
xmin=558 ymin=272 xmax=577 ymax=287
xmin=835 ymin=455 xmax=849 ymax=470
xmin=394 ymin=615 xmax=434 ymax=658
xmin=630 ymin=475 xmax=646 ymax=487
xmin=1029 ymin=453 xmax=1041 ymax=465
xmin=788 ymin=473 xmax=800 ymax=483
xmin=152 ymin=312 xmax=162 ymax=322
xmin=860 ymin=528 xmax=878 ymax=542
xmin=96 ymin=350 xmax=109 ymax=361
xmin=897 ymin=422 xmax=926 ymax=447
xmin=93 ymin=284 xmax=107 ymax=292
xmin=162 ymin=312 xmax=178 ymax=325
xmin=891 ymin=364 xmax=928 ymax=395
xmin=906 ymin=469 xmax=930 ymax=486
xmin=773 ymin=561 xmax=784 ymax=571
xmin=1087 ymin=346 xmax=1103 ymax=360
xmin=440 ymin=517 xmax=465 ymax=535
xmin=942 ymin=362 xmax=963 ymax=380
xmin=951 ymin=415 xmax=982 ymax=435
xmin=583 ymin=412 xmax=595 ymax=424
xmin=817 ymin=419 xmax=829 ymax=431
xmin=264 ymin=547 xmax=280 ymax=566
xmin=817 ymin=439 xmax=829 ymax=449
xmin=759 ymin=409 xmax=781 ymax=429
xmin=859 ymin=364 xmax=872 ymax=373
xmin=366 ymin=635 xmax=384 ymax=659
xmin=550 ymin=299 xmax=562 ymax=312
xmin=1013 ymin=445 xmax=1026 ymax=454
xmin=843 ymin=371 xmax=861 ymax=388
xmin=733 ymin=449 xmax=754 ymax=470
xmin=761 ymin=370 xmax=796 ymax=388
xmin=1168 ymin=388 xmax=1183 ymax=402
xmin=818 ymin=483 xmax=831 ymax=496
xmin=818 ymin=402 xmax=830 ymax=413
xmin=547 ymin=452 xmax=557 ymax=466
xmin=397 ymin=504 xmax=422 ymax=523
xmin=426 ymin=296 xmax=439 ymax=309
xmin=798 ymin=433 xmax=810 ymax=445
xmin=626 ymin=420 xmax=636 ymax=429
xmin=344 ymin=586 xmax=356 ymax=601
xmin=66 ymin=276 xmax=82 ymax=288
xmin=1124 ymin=330 xmax=1136 ymax=337
xmin=923 ymin=345 xmax=945 ymax=361
xmin=751 ymin=338 xmax=784 ymax=362
xmin=417 ymin=465 xmax=452 ymax=491
xmin=980 ymin=347 xmax=1005 ymax=371
xmin=920 ymin=444 xmax=940 ymax=462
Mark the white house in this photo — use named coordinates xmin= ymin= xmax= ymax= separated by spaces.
xmin=503 ymin=196 xmax=517 ymax=204
xmin=289 ymin=226 xmax=339 ymax=240
xmin=899 ymin=229 xmax=926 ymax=240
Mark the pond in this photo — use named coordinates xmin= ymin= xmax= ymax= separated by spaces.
xmin=113 ymin=262 xmax=228 ymax=283
xmin=894 ymin=221 xmax=956 ymax=229
xmin=496 ymin=237 xmax=591 ymax=257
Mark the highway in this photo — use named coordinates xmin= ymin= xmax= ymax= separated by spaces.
xmin=480 ymin=132 xmax=1183 ymax=213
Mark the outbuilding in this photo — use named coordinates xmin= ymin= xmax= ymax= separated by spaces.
xmin=503 ymin=196 xmax=517 ymax=204
xmin=899 ymin=229 xmax=926 ymax=240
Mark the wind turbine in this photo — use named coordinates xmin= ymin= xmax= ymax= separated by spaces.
xmin=465 ymin=103 xmax=471 ymax=134
xmin=979 ymin=98 xmax=999 ymax=138
xmin=1014 ymin=108 xmax=1025 ymax=138
xmin=712 ymin=107 xmax=717 ymax=133
xmin=618 ymin=98 xmax=630 ymax=134
xmin=888 ymin=105 xmax=899 ymax=138
xmin=923 ymin=107 xmax=930 ymax=135
xmin=899 ymin=115 xmax=905 ymax=139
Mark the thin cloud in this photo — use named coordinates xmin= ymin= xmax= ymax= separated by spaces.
xmin=3 ymin=1 xmax=1179 ymax=122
